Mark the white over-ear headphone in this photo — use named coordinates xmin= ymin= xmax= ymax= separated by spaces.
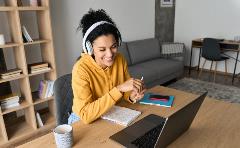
xmin=82 ymin=21 xmax=121 ymax=55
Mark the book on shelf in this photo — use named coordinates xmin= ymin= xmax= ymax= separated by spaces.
xmin=139 ymin=93 xmax=174 ymax=107
xmin=30 ymin=0 xmax=39 ymax=6
xmin=1 ymin=73 xmax=21 ymax=79
xmin=1 ymin=102 xmax=20 ymax=109
xmin=36 ymin=112 xmax=44 ymax=127
xmin=28 ymin=62 xmax=50 ymax=74
xmin=0 ymin=68 xmax=22 ymax=79
xmin=0 ymin=68 xmax=22 ymax=76
xmin=101 ymin=106 xmax=141 ymax=126
xmin=1 ymin=97 xmax=19 ymax=104
xmin=28 ymin=62 xmax=49 ymax=69
xmin=22 ymin=26 xmax=33 ymax=42
xmin=17 ymin=0 xmax=41 ymax=7
xmin=0 ymin=93 xmax=20 ymax=109
xmin=1 ymin=100 xmax=19 ymax=106
xmin=17 ymin=0 xmax=23 ymax=6
xmin=38 ymin=80 xmax=54 ymax=99
xmin=31 ymin=67 xmax=51 ymax=74
xmin=0 ymin=93 xmax=20 ymax=101
xmin=22 ymin=33 xmax=28 ymax=43
xmin=44 ymin=80 xmax=54 ymax=98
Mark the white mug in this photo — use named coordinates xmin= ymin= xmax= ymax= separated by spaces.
xmin=53 ymin=124 xmax=73 ymax=148
xmin=0 ymin=34 xmax=5 ymax=45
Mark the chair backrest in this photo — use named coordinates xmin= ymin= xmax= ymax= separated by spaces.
xmin=54 ymin=74 xmax=73 ymax=125
xmin=202 ymin=38 xmax=221 ymax=60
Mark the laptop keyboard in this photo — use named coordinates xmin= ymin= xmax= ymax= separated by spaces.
xmin=131 ymin=123 xmax=164 ymax=148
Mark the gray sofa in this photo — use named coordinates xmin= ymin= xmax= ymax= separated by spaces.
xmin=118 ymin=38 xmax=185 ymax=88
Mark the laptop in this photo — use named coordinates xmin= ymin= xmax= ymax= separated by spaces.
xmin=110 ymin=92 xmax=207 ymax=148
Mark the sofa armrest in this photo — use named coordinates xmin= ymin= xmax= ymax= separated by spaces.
xmin=160 ymin=42 xmax=186 ymax=58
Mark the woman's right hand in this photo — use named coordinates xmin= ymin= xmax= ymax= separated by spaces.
xmin=116 ymin=78 xmax=145 ymax=93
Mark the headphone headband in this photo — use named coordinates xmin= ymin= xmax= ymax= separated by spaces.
xmin=82 ymin=21 xmax=114 ymax=54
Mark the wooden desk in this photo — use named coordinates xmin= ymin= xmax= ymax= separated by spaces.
xmin=18 ymin=86 xmax=240 ymax=148
xmin=189 ymin=38 xmax=240 ymax=84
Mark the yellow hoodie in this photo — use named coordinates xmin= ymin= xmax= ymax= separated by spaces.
xmin=72 ymin=53 xmax=132 ymax=124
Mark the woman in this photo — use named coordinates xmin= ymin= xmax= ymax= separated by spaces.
xmin=68 ymin=9 xmax=146 ymax=124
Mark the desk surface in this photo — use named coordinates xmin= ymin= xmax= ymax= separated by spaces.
xmin=18 ymin=86 xmax=240 ymax=148
xmin=192 ymin=38 xmax=240 ymax=51
xmin=193 ymin=38 xmax=240 ymax=45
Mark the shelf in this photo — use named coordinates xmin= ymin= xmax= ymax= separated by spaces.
xmin=0 ymin=74 xmax=26 ymax=84
xmin=23 ymin=39 xmax=51 ymax=46
xmin=1 ymin=100 xmax=30 ymax=115
xmin=0 ymin=42 xmax=20 ymax=49
xmin=38 ymin=111 xmax=55 ymax=129
xmin=5 ymin=116 xmax=35 ymax=141
xmin=32 ymin=91 xmax=54 ymax=105
xmin=18 ymin=6 xmax=48 ymax=11
xmin=0 ymin=7 xmax=15 ymax=11
xmin=28 ymin=68 xmax=54 ymax=77
xmin=0 ymin=0 xmax=57 ymax=145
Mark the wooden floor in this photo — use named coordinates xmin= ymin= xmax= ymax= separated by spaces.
xmin=181 ymin=67 xmax=240 ymax=87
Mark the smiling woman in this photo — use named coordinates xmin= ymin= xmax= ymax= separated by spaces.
xmin=92 ymin=34 xmax=118 ymax=69
xmin=68 ymin=9 xmax=146 ymax=124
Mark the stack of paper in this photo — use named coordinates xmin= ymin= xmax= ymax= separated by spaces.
xmin=101 ymin=106 xmax=141 ymax=126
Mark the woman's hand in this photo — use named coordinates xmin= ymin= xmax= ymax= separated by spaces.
xmin=116 ymin=77 xmax=146 ymax=103
xmin=129 ymin=88 xmax=146 ymax=103
xmin=116 ymin=78 xmax=145 ymax=93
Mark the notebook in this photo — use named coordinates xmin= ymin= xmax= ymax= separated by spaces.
xmin=139 ymin=93 xmax=174 ymax=107
xmin=101 ymin=106 xmax=141 ymax=126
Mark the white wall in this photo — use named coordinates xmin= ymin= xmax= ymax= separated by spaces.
xmin=174 ymin=0 xmax=240 ymax=73
xmin=50 ymin=0 xmax=155 ymax=76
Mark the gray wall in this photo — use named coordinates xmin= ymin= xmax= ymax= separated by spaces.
xmin=155 ymin=0 xmax=175 ymax=42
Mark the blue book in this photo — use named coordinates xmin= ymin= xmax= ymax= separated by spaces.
xmin=139 ymin=93 xmax=174 ymax=107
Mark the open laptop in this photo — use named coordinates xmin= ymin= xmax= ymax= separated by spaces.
xmin=110 ymin=92 xmax=207 ymax=148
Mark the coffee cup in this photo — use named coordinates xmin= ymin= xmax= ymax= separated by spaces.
xmin=53 ymin=124 xmax=73 ymax=148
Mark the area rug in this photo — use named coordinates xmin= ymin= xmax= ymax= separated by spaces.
xmin=168 ymin=78 xmax=240 ymax=103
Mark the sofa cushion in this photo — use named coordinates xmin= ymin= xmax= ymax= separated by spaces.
xmin=127 ymin=38 xmax=161 ymax=65
xmin=128 ymin=64 xmax=159 ymax=85
xmin=118 ymin=42 xmax=131 ymax=65
xmin=140 ymin=59 xmax=184 ymax=79
xmin=160 ymin=43 xmax=185 ymax=57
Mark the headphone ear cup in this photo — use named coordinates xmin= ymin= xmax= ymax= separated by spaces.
xmin=117 ymin=30 xmax=122 ymax=47
xmin=118 ymin=39 xmax=121 ymax=47
xmin=86 ymin=41 xmax=93 ymax=55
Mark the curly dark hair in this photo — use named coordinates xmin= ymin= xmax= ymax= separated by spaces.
xmin=78 ymin=9 xmax=121 ymax=46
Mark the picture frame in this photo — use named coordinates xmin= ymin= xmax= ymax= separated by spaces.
xmin=160 ymin=0 xmax=173 ymax=7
